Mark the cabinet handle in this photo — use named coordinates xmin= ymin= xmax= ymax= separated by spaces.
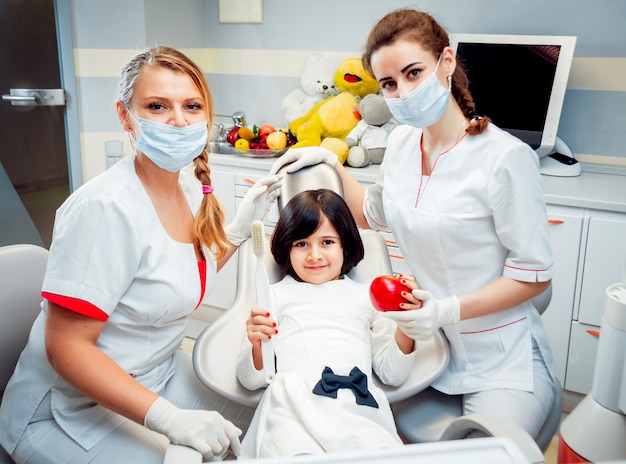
xmin=548 ymin=219 xmax=564 ymax=224
xmin=586 ymin=329 xmax=600 ymax=337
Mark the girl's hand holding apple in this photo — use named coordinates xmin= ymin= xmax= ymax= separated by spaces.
xmin=369 ymin=274 xmax=421 ymax=312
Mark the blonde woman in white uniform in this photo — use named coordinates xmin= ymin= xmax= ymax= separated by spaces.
xmin=270 ymin=9 xmax=557 ymax=441
xmin=0 ymin=46 xmax=281 ymax=463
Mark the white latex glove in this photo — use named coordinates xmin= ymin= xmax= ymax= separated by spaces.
xmin=144 ymin=397 xmax=242 ymax=460
xmin=385 ymin=290 xmax=460 ymax=341
xmin=269 ymin=146 xmax=338 ymax=175
xmin=224 ymin=175 xmax=282 ymax=246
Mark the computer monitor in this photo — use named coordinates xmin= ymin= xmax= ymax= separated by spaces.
xmin=449 ymin=34 xmax=576 ymax=158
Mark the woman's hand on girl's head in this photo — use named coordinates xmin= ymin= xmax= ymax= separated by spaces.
xmin=245 ymin=305 xmax=278 ymax=347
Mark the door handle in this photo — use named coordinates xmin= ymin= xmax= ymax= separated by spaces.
xmin=2 ymin=88 xmax=65 ymax=106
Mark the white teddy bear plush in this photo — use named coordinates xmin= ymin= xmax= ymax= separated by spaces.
xmin=281 ymin=54 xmax=339 ymax=124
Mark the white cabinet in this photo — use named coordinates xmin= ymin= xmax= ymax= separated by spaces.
xmin=542 ymin=207 xmax=626 ymax=395
xmin=542 ymin=205 xmax=583 ymax=384
xmin=563 ymin=211 xmax=626 ymax=394
xmin=565 ymin=321 xmax=600 ymax=394
xmin=577 ymin=213 xmax=626 ymax=326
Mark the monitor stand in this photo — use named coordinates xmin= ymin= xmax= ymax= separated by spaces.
xmin=539 ymin=136 xmax=581 ymax=177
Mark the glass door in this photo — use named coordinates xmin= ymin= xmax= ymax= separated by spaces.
xmin=0 ymin=0 xmax=70 ymax=248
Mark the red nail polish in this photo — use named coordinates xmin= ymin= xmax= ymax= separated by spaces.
xmin=272 ymin=322 xmax=277 ymax=327
xmin=266 ymin=312 xmax=270 ymax=317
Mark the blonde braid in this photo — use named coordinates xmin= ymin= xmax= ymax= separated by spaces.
xmin=193 ymin=150 xmax=230 ymax=260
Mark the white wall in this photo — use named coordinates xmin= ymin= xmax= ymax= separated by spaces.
xmin=64 ymin=0 xmax=626 ymax=182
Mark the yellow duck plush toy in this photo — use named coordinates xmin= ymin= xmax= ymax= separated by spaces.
xmin=288 ymin=57 xmax=379 ymax=164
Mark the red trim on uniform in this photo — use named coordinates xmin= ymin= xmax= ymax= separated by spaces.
xmin=195 ymin=260 xmax=207 ymax=310
xmin=504 ymin=264 xmax=550 ymax=272
xmin=460 ymin=316 xmax=526 ymax=335
xmin=42 ymin=291 xmax=109 ymax=321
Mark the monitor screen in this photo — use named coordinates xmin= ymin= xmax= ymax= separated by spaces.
xmin=450 ymin=34 xmax=576 ymax=158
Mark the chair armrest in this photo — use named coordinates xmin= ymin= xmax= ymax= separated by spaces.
xmin=375 ymin=330 xmax=450 ymax=404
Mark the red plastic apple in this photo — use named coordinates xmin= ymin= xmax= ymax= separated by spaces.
xmin=226 ymin=126 xmax=240 ymax=146
xmin=369 ymin=275 xmax=410 ymax=312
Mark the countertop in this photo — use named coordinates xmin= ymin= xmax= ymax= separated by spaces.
xmin=209 ymin=153 xmax=626 ymax=213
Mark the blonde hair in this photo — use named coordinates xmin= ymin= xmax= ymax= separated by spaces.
xmin=362 ymin=9 xmax=491 ymax=135
xmin=118 ymin=46 xmax=230 ymax=260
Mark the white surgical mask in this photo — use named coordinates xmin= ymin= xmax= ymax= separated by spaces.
xmin=385 ymin=57 xmax=451 ymax=128
xmin=127 ymin=110 xmax=208 ymax=172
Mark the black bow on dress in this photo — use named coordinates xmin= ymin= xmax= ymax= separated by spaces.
xmin=312 ymin=366 xmax=379 ymax=408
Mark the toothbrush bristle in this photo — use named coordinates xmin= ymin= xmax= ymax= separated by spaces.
xmin=251 ymin=220 xmax=265 ymax=254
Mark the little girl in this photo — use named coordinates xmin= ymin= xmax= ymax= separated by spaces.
xmin=236 ymin=189 xmax=416 ymax=458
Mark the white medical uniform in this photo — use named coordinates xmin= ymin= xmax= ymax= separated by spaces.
xmin=0 ymin=156 xmax=253 ymax=463
xmin=236 ymin=276 xmax=415 ymax=458
xmin=363 ymin=124 xmax=556 ymax=396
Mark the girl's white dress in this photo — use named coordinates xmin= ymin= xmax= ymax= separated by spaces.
xmin=236 ymin=275 xmax=416 ymax=458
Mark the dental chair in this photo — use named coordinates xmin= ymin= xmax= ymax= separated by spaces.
xmin=183 ymin=162 xmax=550 ymax=463
xmin=172 ymin=163 xmax=449 ymax=463
xmin=0 ymin=244 xmax=49 ymax=464
xmin=192 ymin=163 xmax=450 ymax=409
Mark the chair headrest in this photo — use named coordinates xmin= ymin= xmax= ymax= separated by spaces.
xmin=276 ymin=163 xmax=344 ymax=212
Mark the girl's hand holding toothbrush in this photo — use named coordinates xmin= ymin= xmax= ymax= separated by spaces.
xmin=245 ymin=305 xmax=277 ymax=370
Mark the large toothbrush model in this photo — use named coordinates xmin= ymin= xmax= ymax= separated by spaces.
xmin=251 ymin=220 xmax=276 ymax=384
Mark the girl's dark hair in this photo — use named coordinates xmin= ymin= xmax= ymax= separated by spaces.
xmin=362 ymin=9 xmax=491 ymax=135
xmin=271 ymin=189 xmax=364 ymax=280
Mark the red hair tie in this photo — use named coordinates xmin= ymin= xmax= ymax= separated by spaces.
xmin=202 ymin=185 xmax=214 ymax=195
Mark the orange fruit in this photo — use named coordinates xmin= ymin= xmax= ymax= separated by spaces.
xmin=238 ymin=127 xmax=255 ymax=140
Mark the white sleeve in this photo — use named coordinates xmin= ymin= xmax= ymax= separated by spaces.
xmin=370 ymin=308 xmax=416 ymax=387
xmin=42 ymin=193 xmax=142 ymax=316
xmin=488 ymin=142 xmax=554 ymax=282
xmin=363 ymin=169 xmax=391 ymax=232
xmin=236 ymin=337 xmax=267 ymax=391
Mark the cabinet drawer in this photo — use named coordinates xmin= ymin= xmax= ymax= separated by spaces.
xmin=564 ymin=320 xmax=601 ymax=394
xmin=578 ymin=216 xmax=626 ymax=326
xmin=543 ymin=206 xmax=583 ymax=384
xmin=235 ymin=173 xmax=261 ymax=186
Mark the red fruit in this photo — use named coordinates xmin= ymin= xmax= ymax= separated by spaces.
xmin=258 ymin=123 xmax=276 ymax=138
xmin=226 ymin=126 xmax=240 ymax=146
xmin=369 ymin=275 xmax=410 ymax=312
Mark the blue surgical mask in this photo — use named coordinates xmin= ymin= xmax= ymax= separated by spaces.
xmin=127 ymin=110 xmax=208 ymax=172
xmin=385 ymin=57 xmax=451 ymax=128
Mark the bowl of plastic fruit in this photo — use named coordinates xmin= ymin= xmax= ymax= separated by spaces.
xmin=223 ymin=123 xmax=296 ymax=158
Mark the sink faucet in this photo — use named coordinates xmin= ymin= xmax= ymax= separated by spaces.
xmin=213 ymin=111 xmax=247 ymax=143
